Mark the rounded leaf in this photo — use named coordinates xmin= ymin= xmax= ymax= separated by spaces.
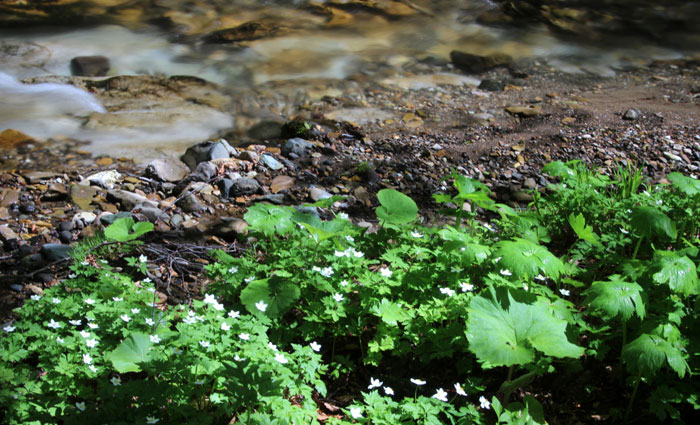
xmin=630 ymin=206 xmax=676 ymax=241
xmin=375 ymin=189 xmax=418 ymax=225
xmin=583 ymin=277 xmax=645 ymax=321
xmin=622 ymin=333 xmax=689 ymax=378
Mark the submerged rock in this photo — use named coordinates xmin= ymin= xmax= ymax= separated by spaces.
xmin=70 ymin=56 xmax=110 ymax=77
xmin=450 ymin=51 xmax=512 ymax=74
xmin=181 ymin=139 xmax=236 ymax=171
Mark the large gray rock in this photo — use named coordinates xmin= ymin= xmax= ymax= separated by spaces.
xmin=40 ymin=243 xmax=72 ymax=262
xmin=260 ymin=154 xmax=284 ymax=170
xmin=181 ymin=139 xmax=236 ymax=170
xmin=282 ymin=138 xmax=313 ymax=158
xmin=108 ymin=189 xmax=158 ymax=210
xmin=146 ymin=158 xmax=189 ymax=182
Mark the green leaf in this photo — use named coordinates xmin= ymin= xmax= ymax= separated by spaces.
xmin=493 ymin=238 xmax=565 ymax=280
xmin=244 ymin=203 xmax=294 ymax=237
xmin=372 ymin=298 xmax=413 ymax=326
xmin=630 ymin=206 xmax=677 ymax=241
xmin=466 ymin=290 xmax=584 ymax=367
xmin=542 ymin=161 xmax=574 ymax=180
xmin=667 ymin=172 xmax=700 ymax=195
xmin=583 ymin=276 xmax=645 ymax=321
xmin=292 ymin=212 xmax=348 ymax=242
xmin=568 ymin=213 xmax=602 ymax=247
xmin=104 ymin=218 xmax=153 ymax=242
xmin=375 ymin=189 xmax=418 ymax=226
xmin=622 ymin=333 xmax=689 ymax=378
xmin=240 ymin=277 xmax=300 ymax=318
xmin=109 ymin=333 xmax=153 ymax=373
xmin=652 ymin=252 xmax=699 ymax=296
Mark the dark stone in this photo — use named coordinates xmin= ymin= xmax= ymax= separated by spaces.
xmin=58 ymin=221 xmax=74 ymax=232
xmin=3 ymin=238 xmax=18 ymax=251
xmin=623 ymin=109 xmax=641 ymax=121
xmin=230 ymin=178 xmax=261 ymax=196
xmin=247 ymin=120 xmax=284 ymax=140
xmin=70 ymin=56 xmax=110 ymax=77
xmin=37 ymin=273 xmax=54 ymax=284
xmin=190 ymin=161 xmax=218 ymax=182
xmin=478 ymin=78 xmax=506 ymax=92
xmin=282 ymin=138 xmax=313 ymax=158
xmin=218 ymin=178 xmax=234 ymax=198
xmin=133 ymin=206 xmax=166 ymax=222
xmin=255 ymin=194 xmax=286 ymax=204
xmin=181 ymin=139 xmax=236 ymax=170
xmin=281 ymin=120 xmax=313 ymax=139
xmin=20 ymin=203 xmax=35 ymax=214
xmin=40 ymin=243 xmax=72 ymax=262
xmin=59 ymin=230 xmax=73 ymax=243
xmin=450 ymin=50 xmax=512 ymax=74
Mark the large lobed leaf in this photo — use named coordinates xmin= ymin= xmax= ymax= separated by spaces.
xmin=109 ymin=333 xmax=153 ymax=373
xmin=667 ymin=172 xmax=700 ymax=196
xmin=291 ymin=212 xmax=348 ymax=242
xmin=583 ymin=276 xmax=645 ymax=321
xmin=240 ymin=277 xmax=300 ymax=318
xmin=375 ymin=189 xmax=418 ymax=226
xmin=568 ymin=213 xmax=602 ymax=248
xmin=104 ymin=217 xmax=153 ymax=242
xmin=493 ymin=238 xmax=565 ymax=280
xmin=244 ymin=203 xmax=294 ymax=237
xmin=630 ymin=206 xmax=677 ymax=241
xmin=622 ymin=333 xmax=689 ymax=378
xmin=652 ymin=252 xmax=699 ymax=296
xmin=466 ymin=291 xmax=584 ymax=368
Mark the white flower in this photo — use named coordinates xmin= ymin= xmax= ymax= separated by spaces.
xmin=384 ymin=386 xmax=394 ymax=396
xmin=245 ymin=276 xmax=255 ymax=283
xmin=432 ymin=388 xmax=448 ymax=402
xmin=411 ymin=231 xmax=423 ymax=238
xmin=310 ymin=341 xmax=321 ymax=352
xmin=228 ymin=266 xmax=238 ymax=274
xmin=523 ymin=283 xmax=529 ymax=291
xmin=349 ymin=407 xmax=362 ymax=419
xmin=460 ymin=282 xmax=474 ymax=292
xmin=112 ymin=297 xmax=123 ymax=302
xmin=183 ymin=316 xmax=196 ymax=324
xmin=334 ymin=250 xmax=348 ymax=257
xmin=139 ymin=254 xmax=148 ymax=263
xmin=194 ymin=378 xmax=206 ymax=385
xmin=131 ymin=308 xmax=140 ymax=314
xmin=440 ymin=287 xmax=455 ymax=297
xmin=380 ymin=267 xmax=392 ymax=277
xmin=52 ymin=297 xmax=61 ymax=304
xmin=620 ymin=227 xmax=629 ymax=234
xmin=274 ymin=353 xmax=288 ymax=364
xmin=338 ymin=212 xmax=349 ymax=219
xmin=340 ymin=280 xmax=349 ymax=287
xmin=199 ymin=341 xmax=210 ymax=348
xmin=451 ymin=266 xmax=463 ymax=273
xmin=88 ymin=323 xmax=99 ymax=329
xmin=203 ymin=293 xmax=217 ymax=304
xmin=221 ymin=322 xmax=231 ymax=331
xmin=535 ymin=274 xmax=546 ymax=281
xmin=86 ymin=339 xmax=98 ymax=348
xmin=56 ymin=337 xmax=64 ymax=343
xmin=80 ymin=330 xmax=91 ymax=338
xmin=120 ymin=314 xmax=130 ymax=323
xmin=75 ymin=401 xmax=86 ymax=411
xmin=353 ymin=249 xmax=365 ymax=258
xmin=82 ymin=353 xmax=92 ymax=364
xmin=333 ymin=293 xmax=344 ymax=302
xmin=345 ymin=235 xmax=354 ymax=242
xmin=110 ymin=376 xmax=121 ymax=386
xmin=212 ymin=301 xmax=225 ymax=311
xmin=255 ymin=300 xmax=268 ymax=312
xmin=321 ymin=267 xmax=334 ymax=277
xmin=84 ymin=298 xmax=95 ymax=305
xmin=268 ymin=342 xmax=278 ymax=352
xmin=70 ymin=320 xmax=82 ymax=326
xmin=483 ymin=222 xmax=496 ymax=232
xmin=559 ymin=289 xmax=571 ymax=297
xmin=455 ymin=383 xmax=467 ymax=396
xmin=145 ymin=318 xmax=155 ymax=326
xmin=30 ymin=294 xmax=41 ymax=301
xmin=368 ymin=377 xmax=383 ymax=389
xmin=146 ymin=416 xmax=159 ymax=424
xmin=150 ymin=334 xmax=161 ymax=344
xmin=479 ymin=396 xmax=491 ymax=409
xmin=494 ymin=257 xmax=502 ymax=263
xmin=47 ymin=319 xmax=62 ymax=329
xmin=410 ymin=378 xmax=426 ymax=385
xmin=228 ymin=310 xmax=240 ymax=319
xmin=143 ymin=277 xmax=153 ymax=284
xmin=3 ymin=324 xmax=16 ymax=332
xmin=500 ymin=269 xmax=512 ymax=276
xmin=239 ymin=333 xmax=250 ymax=341
xmin=88 ymin=365 xmax=98 ymax=373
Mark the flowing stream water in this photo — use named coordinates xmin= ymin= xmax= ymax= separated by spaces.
xmin=1 ymin=0 xmax=698 ymax=160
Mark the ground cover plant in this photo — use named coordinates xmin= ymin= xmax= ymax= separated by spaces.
xmin=1 ymin=161 xmax=699 ymax=424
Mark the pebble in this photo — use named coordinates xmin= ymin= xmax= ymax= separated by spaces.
xmin=309 ymin=186 xmax=332 ymax=201
xmin=282 ymin=138 xmax=313 ymax=157
xmin=230 ymin=178 xmax=261 ymax=196
xmin=40 ymin=243 xmax=72 ymax=262
xmin=623 ymin=108 xmax=641 ymax=120
xmin=181 ymin=139 xmax=236 ymax=170
xmin=107 ymin=189 xmax=158 ymax=210
xmin=260 ymin=154 xmax=284 ymax=170
xmin=146 ymin=158 xmax=190 ymax=182
xmin=87 ymin=170 xmax=122 ymax=189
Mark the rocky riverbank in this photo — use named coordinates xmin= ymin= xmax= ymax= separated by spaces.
xmin=2 ymin=50 xmax=700 ymax=321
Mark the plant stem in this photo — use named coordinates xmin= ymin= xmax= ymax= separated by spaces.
xmin=503 ymin=365 xmax=515 ymax=405
xmin=632 ymin=237 xmax=643 ymax=260
xmin=623 ymin=375 xmax=641 ymax=424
